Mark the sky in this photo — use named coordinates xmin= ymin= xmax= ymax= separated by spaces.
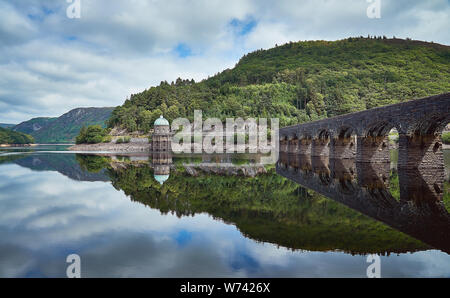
xmin=0 ymin=0 xmax=449 ymax=124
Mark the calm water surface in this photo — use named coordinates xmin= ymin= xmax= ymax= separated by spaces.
xmin=0 ymin=146 xmax=449 ymax=277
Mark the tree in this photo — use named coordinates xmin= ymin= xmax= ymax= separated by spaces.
xmin=124 ymin=117 xmax=137 ymax=132
xmin=75 ymin=125 xmax=108 ymax=144
xmin=150 ymin=108 xmax=163 ymax=126
xmin=166 ymin=105 xmax=180 ymax=122
xmin=76 ymin=126 xmax=88 ymax=144
xmin=138 ymin=110 xmax=153 ymax=133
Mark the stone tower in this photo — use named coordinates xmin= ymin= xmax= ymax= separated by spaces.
xmin=152 ymin=115 xmax=171 ymax=153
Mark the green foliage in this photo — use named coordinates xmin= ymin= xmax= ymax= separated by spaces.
xmin=14 ymin=108 xmax=114 ymax=144
xmin=102 ymin=135 xmax=112 ymax=143
xmin=13 ymin=118 xmax=57 ymax=135
xmin=0 ymin=127 xmax=34 ymax=144
xmin=76 ymin=155 xmax=110 ymax=173
xmin=389 ymin=170 xmax=400 ymax=201
xmin=109 ymin=38 xmax=450 ymax=131
xmin=116 ymin=136 xmax=131 ymax=144
xmin=76 ymin=125 xmax=109 ymax=144
xmin=442 ymin=132 xmax=450 ymax=144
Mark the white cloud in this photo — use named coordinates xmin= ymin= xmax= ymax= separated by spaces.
xmin=0 ymin=0 xmax=449 ymax=123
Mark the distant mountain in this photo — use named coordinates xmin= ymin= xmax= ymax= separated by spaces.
xmin=13 ymin=117 xmax=57 ymax=135
xmin=0 ymin=123 xmax=16 ymax=129
xmin=0 ymin=127 xmax=34 ymax=144
xmin=14 ymin=107 xmax=114 ymax=144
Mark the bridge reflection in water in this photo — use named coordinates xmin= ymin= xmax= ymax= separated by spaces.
xmin=276 ymin=153 xmax=450 ymax=253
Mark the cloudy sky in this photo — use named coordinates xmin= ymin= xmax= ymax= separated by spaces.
xmin=0 ymin=0 xmax=449 ymax=124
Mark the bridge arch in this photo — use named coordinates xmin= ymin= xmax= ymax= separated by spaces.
xmin=295 ymin=131 xmax=312 ymax=155
xmin=337 ymin=125 xmax=357 ymax=139
xmin=408 ymin=113 xmax=450 ymax=136
xmin=287 ymin=132 xmax=297 ymax=140
xmin=397 ymin=114 xmax=450 ymax=169
xmin=332 ymin=125 xmax=358 ymax=159
xmin=279 ymin=135 xmax=289 ymax=153
xmin=288 ymin=133 xmax=300 ymax=154
xmin=312 ymin=128 xmax=331 ymax=157
xmin=315 ymin=128 xmax=331 ymax=140
xmin=364 ymin=120 xmax=401 ymax=138
xmin=356 ymin=120 xmax=401 ymax=163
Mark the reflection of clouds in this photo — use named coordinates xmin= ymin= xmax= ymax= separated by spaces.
xmin=378 ymin=250 xmax=450 ymax=278
xmin=0 ymin=164 xmax=33 ymax=186
xmin=0 ymin=244 xmax=34 ymax=278
xmin=76 ymin=233 xmax=237 ymax=278
xmin=0 ymin=163 xmax=449 ymax=277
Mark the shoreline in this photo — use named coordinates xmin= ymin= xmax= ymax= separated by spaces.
xmin=0 ymin=144 xmax=37 ymax=147
xmin=69 ymin=143 xmax=151 ymax=153
xmin=69 ymin=142 xmax=450 ymax=154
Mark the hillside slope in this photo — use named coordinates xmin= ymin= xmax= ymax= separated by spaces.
xmin=15 ymin=107 xmax=114 ymax=143
xmin=13 ymin=117 xmax=57 ymax=135
xmin=108 ymin=37 xmax=450 ymax=131
xmin=0 ymin=124 xmax=16 ymax=129
xmin=0 ymin=127 xmax=34 ymax=144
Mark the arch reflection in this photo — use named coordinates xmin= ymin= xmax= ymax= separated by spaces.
xmin=277 ymin=152 xmax=450 ymax=253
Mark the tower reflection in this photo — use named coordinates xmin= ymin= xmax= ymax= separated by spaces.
xmin=152 ymin=152 xmax=173 ymax=185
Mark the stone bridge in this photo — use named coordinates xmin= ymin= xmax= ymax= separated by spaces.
xmin=279 ymin=93 xmax=450 ymax=167
xmin=276 ymin=153 xmax=450 ymax=253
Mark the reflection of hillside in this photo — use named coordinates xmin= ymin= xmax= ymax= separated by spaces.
xmin=104 ymin=163 xmax=428 ymax=255
xmin=0 ymin=153 xmax=25 ymax=164
xmin=7 ymin=152 xmax=433 ymax=254
xmin=12 ymin=154 xmax=110 ymax=182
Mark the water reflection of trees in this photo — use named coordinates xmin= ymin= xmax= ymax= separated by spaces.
xmin=75 ymin=154 xmax=430 ymax=255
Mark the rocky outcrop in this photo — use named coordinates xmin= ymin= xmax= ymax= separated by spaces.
xmin=69 ymin=142 xmax=150 ymax=152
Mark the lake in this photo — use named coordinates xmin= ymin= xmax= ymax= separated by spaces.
xmin=0 ymin=146 xmax=449 ymax=278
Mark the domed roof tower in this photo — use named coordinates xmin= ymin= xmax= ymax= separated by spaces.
xmin=154 ymin=115 xmax=169 ymax=126
xmin=152 ymin=115 xmax=171 ymax=153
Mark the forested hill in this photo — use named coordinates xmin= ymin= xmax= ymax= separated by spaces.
xmin=0 ymin=124 xmax=16 ymax=129
xmin=108 ymin=37 xmax=450 ymax=132
xmin=14 ymin=107 xmax=114 ymax=144
xmin=0 ymin=127 xmax=34 ymax=144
